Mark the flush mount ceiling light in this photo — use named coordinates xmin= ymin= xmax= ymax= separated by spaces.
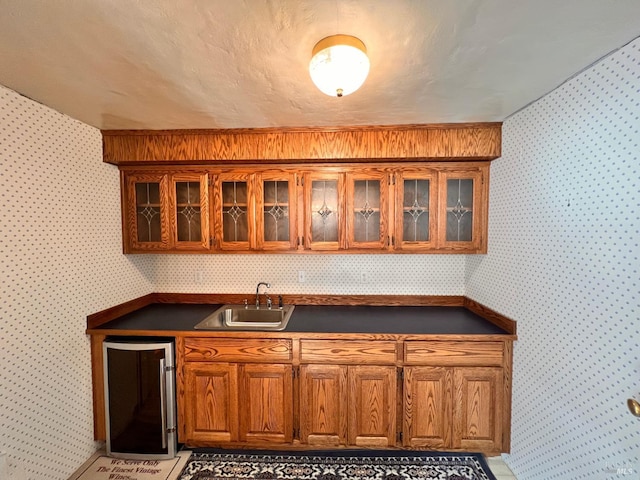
xmin=309 ymin=34 xmax=370 ymax=97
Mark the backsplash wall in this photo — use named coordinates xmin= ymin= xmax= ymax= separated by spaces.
xmin=152 ymin=254 xmax=466 ymax=295
xmin=465 ymin=38 xmax=640 ymax=479
xmin=0 ymin=85 xmax=156 ymax=479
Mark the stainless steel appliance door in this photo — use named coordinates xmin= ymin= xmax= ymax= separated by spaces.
xmin=103 ymin=340 xmax=177 ymax=459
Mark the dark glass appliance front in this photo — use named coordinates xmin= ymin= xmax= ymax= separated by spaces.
xmin=104 ymin=341 xmax=176 ymax=458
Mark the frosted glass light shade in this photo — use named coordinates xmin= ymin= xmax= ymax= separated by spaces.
xmin=309 ymin=34 xmax=370 ymax=97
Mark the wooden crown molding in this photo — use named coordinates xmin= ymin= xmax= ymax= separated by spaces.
xmin=101 ymin=122 xmax=502 ymax=165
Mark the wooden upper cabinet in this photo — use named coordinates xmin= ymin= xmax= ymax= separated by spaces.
xmin=302 ymin=169 xmax=391 ymax=251
xmin=254 ymin=171 xmax=298 ymax=251
xmin=394 ymin=165 xmax=488 ymax=253
xmin=437 ymin=166 xmax=488 ymax=253
xmin=346 ymin=170 xmax=389 ymax=250
xmin=112 ymin=124 xmax=499 ymax=254
xmin=121 ymin=162 xmax=489 ymax=254
xmin=123 ymin=172 xmax=170 ymax=252
xmin=394 ymin=169 xmax=438 ymax=251
xmin=123 ymin=171 xmax=210 ymax=253
xmin=212 ymin=170 xmax=298 ymax=251
xmin=171 ymin=173 xmax=210 ymax=250
xmin=212 ymin=172 xmax=254 ymax=251
xmin=303 ymin=172 xmax=345 ymax=250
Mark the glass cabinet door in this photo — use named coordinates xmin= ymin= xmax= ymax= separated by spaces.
xmin=255 ymin=172 xmax=297 ymax=250
xmin=346 ymin=171 xmax=388 ymax=249
xmin=214 ymin=173 xmax=253 ymax=250
xmin=304 ymin=173 xmax=344 ymax=250
xmin=124 ymin=173 xmax=170 ymax=251
xmin=394 ymin=170 xmax=437 ymax=250
xmin=438 ymin=169 xmax=485 ymax=251
xmin=171 ymin=173 xmax=210 ymax=250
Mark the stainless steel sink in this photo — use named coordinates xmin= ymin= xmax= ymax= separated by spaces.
xmin=194 ymin=304 xmax=295 ymax=331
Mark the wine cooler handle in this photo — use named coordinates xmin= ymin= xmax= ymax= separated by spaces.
xmin=160 ymin=358 xmax=167 ymax=450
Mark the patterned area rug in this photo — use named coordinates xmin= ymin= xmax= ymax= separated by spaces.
xmin=178 ymin=449 xmax=497 ymax=480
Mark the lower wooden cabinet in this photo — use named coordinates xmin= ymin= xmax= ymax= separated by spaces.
xmin=239 ymin=363 xmax=293 ymax=444
xmin=183 ymin=362 xmax=293 ymax=445
xmin=184 ymin=363 xmax=239 ymax=443
xmin=177 ymin=337 xmax=511 ymax=454
xmin=403 ymin=366 xmax=503 ymax=452
xmin=348 ymin=365 xmax=397 ymax=447
xmin=299 ymin=364 xmax=396 ymax=447
xmin=402 ymin=366 xmax=452 ymax=449
xmin=299 ymin=364 xmax=348 ymax=446
xmin=453 ymin=367 xmax=503 ymax=452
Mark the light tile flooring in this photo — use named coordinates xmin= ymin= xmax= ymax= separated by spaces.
xmin=487 ymin=456 xmax=518 ymax=479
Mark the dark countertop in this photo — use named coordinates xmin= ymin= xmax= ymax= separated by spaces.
xmin=97 ymin=304 xmax=221 ymax=331
xmin=95 ymin=303 xmax=508 ymax=335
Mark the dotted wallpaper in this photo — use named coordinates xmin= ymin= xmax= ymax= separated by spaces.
xmin=466 ymin=37 xmax=640 ymax=479
xmin=0 ymin=85 xmax=155 ymax=479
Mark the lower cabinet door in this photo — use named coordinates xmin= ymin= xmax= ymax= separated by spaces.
xmin=453 ymin=367 xmax=503 ymax=452
xmin=299 ymin=364 xmax=349 ymax=445
xmin=299 ymin=364 xmax=397 ymax=447
xmin=348 ymin=365 xmax=397 ymax=447
xmin=183 ymin=363 xmax=239 ymax=444
xmin=403 ymin=366 xmax=503 ymax=452
xmin=403 ymin=366 xmax=453 ymax=448
xmin=238 ymin=363 xmax=294 ymax=444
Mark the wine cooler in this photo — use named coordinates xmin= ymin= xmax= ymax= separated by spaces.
xmin=103 ymin=339 xmax=177 ymax=459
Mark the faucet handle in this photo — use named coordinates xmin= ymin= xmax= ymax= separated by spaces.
xmin=266 ymin=295 xmax=273 ymax=309
xmin=243 ymin=299 xmax=248 ymax=309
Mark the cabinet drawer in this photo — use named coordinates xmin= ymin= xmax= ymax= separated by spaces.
xmin=184 ymin=338 xmax=292 ymax=363
xmin=404 ymin=341 xmax=503 ymax=366
xmin=300 ymin=340 xmax=397 ymax=365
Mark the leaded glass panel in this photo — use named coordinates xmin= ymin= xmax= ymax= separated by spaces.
xmin=175 ymin=181 xmax=202 ymax=242
xmin=263 ymin=180 xmax=290 ymax=243
xmin=222 ymin=181 xmax=248 ymax=242
xmin=135 ymin=182 xmax=161 ymax=242
xmin=446 ymin=178 xmax=473 ymax=242
xmin=311 ymin=180 xmax=338 ymax=243
xmin=402 ymin=179 xmax=430 ymax=242
xmin=353 ymin=179 xmax=380 ymax=243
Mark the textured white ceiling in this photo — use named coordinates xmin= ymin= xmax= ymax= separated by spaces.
xmin=0 ymin=0 xmax=638 ymax=130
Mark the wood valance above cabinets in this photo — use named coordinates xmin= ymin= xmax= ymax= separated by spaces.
xmin=102 ymin=123 xmax=501 ymax=165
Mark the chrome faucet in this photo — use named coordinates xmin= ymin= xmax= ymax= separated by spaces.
xmin=255 ymin=282 xmax=271 ymax=308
